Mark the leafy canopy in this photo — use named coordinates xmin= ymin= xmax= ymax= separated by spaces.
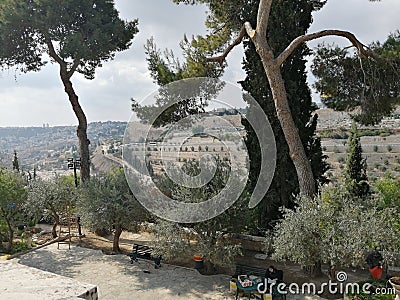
xmin=0 ymin=168 xmax=28 ymax=246
xmin=272 ymin=186 xmax=400 ymax=270
xmin=77 ymin=168 xmax=147 ymax=231
xmin=0 ymin=0 xmax=138 ymax=79
xmin=26 ymin=176 xmax=77 ymax=220
xmin=0 ymin=168 xmax=27 ymax=211
xmin=312 ymin=32 xmax=400 ymax=125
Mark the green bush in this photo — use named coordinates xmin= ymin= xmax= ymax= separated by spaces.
xmin=0 ymin=241 xmax=30 ymax=254
xmin=359 ymin=129 xmax=392 ymax=137
xmin=348 ymin=279 xmax=395 ymax=300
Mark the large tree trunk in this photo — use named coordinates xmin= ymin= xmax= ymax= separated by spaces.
xmin=328 ymin=265 xmax=336 ymax=281
xmin=303 ymin=261 xmax=323 ymax=278
xmin=5 ymin=216 xmax=13 ymax=253
xmin=45 ymin=38 xmax=90 ymax=183
xmin=113 ymin=224 xmax=122 ymax=253
xmin=60 ymin=72 xmax=90 ymax=183
xmin=254 ymin=40 xmax=316 ymax=198
xmin=52 ymin=213 xmax=59 ymax=238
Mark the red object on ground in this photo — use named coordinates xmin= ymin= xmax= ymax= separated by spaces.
xmin=193 ymin=255 xmax=203 ymax=262
xmin=369 ymin=266 xmax=383 ymax=279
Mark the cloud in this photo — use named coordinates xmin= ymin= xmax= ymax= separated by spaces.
xmin=0 ymin=86 xmax=76 ymax=127
xmin=0 ymin=0 xmax=399 ymax=126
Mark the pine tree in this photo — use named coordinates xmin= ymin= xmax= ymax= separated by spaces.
xmin=135 ymin=1 xmax=329 ymax=228
xmin=0 ymin=1 xmax=138 ymax=182
xmin=239 ymin=0 xmax=329 ymax=228
xmin=345 ymin=122 xmax=369 ymax=198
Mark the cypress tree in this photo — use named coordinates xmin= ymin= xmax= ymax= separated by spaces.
xmin=12 ymin=150 xmax=19 ymax=172
xmin=345 ymin=122 xmax=369 ymax=198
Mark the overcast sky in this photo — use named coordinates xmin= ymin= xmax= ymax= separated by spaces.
xmin=0 ymin=0 xmax=399 ymax=127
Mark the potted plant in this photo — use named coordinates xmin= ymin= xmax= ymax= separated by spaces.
xmin=193 ymin=254 xmax=204 ymax=269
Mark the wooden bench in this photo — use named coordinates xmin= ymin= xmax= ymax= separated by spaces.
xmin=127 ymin=243 xmax=161 ymax=268
xmin=234 ymin=264 xmax=266 ymax=278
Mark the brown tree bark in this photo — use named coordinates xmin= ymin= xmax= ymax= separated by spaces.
xmin=52 ymin=213 xmax=59 ymax=238
xmin=328 ymin=265 xmax=336 ymax=281
xmin=303 ymin=261 xmax=323 ymax=278
xmin=255 ymin=42 xmax=317 ymax=198
xmin=60 ymin=72 xmax=91 ymax=183
xmin=2 ymin=208 xmax=14 ymax=253
xmin=113 ymin=224 xmax=122 ymax=253
xmin=45 ymin=38 xmax=90 ymax=183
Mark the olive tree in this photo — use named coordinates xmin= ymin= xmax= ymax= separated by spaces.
xmin=0 ymin=0 xmax=138 ymax=182
xmin=27 ymin=176 xmax=77 ymax=238
xmin=77 ymin=168 xmax=148 ymax=253
xmin=152 ymin=159 xmax=245 ymax=273
xmin=375 ymin=174 xmax=400 ymax=209
xmin=272 ymin=187 xmax=400 ymax=279
xmin=0 ymin=168 xmax=28 ymax=252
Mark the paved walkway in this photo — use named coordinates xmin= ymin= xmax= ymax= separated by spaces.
xmin=13 ymin=242 xmax=338 ymax=300
xmin=16 ymin=243 xmax=231 ymax=300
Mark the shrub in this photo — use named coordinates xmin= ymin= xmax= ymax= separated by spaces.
xmin=272 ymin=187 xmax=400 ymax=279
xmin=348 ymin=279 xmax=395 ymax=300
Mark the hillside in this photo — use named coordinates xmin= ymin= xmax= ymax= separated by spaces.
xmin=0 ymin=121 xmax=126 ymax=173
xmin=2 ymin=108 xmax=400 ymax=182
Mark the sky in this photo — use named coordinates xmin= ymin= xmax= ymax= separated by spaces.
xmin=0 ymin=0 xmax=399 ymax=127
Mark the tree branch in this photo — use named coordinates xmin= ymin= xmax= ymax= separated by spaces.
xmin=276 ymin=29 xmax=379 ymax=66
xmin=67 ymin=59 xmax=80 ymax=79
xmin=256 ymin=0 xmax=273 ymax=38
xmin=44 ymin=35 xmax=67 ymax=69
xmin=207 ymin=25 xmax=248 ymax=65
xmin=207 ymin=22 xmax=256 ymax=65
